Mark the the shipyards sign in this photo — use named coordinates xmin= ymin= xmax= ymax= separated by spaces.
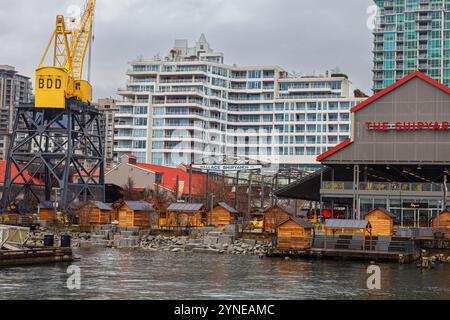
xmin=192 ymin=164 xmax=263 ymax=172
xmin=366 ymin=121 xmax=450 ymax=131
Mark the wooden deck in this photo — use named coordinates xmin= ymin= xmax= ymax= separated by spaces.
xmin=0 ymin=247 xmax=73 ymax=267
xmin=268 ymin=247 xmax=418 ymax=263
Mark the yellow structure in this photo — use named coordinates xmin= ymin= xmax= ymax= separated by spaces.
xmin=35 ymin=0 xmax=96 ymax=108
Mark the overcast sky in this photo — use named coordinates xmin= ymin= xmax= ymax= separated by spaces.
xmin=0 ymin=0 xmax=375 ymax=98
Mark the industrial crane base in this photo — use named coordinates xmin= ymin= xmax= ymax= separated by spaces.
xmin=1 ymin=100 xmax=105 ymax=215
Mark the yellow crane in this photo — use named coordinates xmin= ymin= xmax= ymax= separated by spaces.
xmin=35 ymin=0 xmax=96 ymax=109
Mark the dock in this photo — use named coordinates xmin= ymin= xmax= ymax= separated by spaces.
xmin=0 ymin=247 xmax=73 ymax=267
xmin=268 ymin=248 xmax=417 ymax=263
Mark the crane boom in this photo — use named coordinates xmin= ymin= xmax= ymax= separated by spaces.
xmin=35 ymin=0 xmax=96 ymax=109
xmin=70 ymin=0 xmax=95 ymax=81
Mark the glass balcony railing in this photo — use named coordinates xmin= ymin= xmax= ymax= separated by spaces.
xmin=322 ymin=181 xmax=447 ymax=193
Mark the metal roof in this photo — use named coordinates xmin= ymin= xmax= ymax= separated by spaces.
xmin=167 ymin=203 xmax=204 ymax=212
xmin=217 ymin=202 xmax=238 ymax=213
xmin=298 ymin=210 xmax=309 ymax=217
xmin=38 ymin=201 xmax=54 ymax=209
xmin=274 ymin=167 xmax=330 ymax=201
xmin=93 ymin=201 xmax=113 ymax=211
xmin=291 ymin=217 xmax=313 ymax=228
xmin=276 ymin=204 xmax=294 ymax=215
xmin=277 ymin=216 xmax=313 ymax=229
xmin=326 ymin=219 xmax=369 ymax=229
xmin=124 ymin=201 xmax=155 ymax=211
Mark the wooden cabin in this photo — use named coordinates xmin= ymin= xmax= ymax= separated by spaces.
xmin=163 ymin=203 xmax=206 ymax=228
xmin=38 ymin=202 xmax=56 ymax=222
xmin=263 ymin=205 xmax=293 ymax=233
xmin=433 ymin=210 xmax=450 ymax=239
xmin=206 ymin=202 xmax=238 ymax=228
xmin=276 ymin=217 xmax=313 ymax=250
xmin=364 ymin=208 xmax=394 ymax=237
xmin=118 ymin=201 xmax=156 ymax=228
xmin=78 ymin=201 xmax=114 ymax=227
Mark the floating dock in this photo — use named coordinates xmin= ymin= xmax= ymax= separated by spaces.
xmin=0 ymin=247 xmax=73 ymax=267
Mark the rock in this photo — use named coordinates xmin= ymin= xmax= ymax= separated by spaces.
xmin=171 ymin=248 xmax=182 ymax=253
xmin=185 ymin=244 xmax=204 ymax=251
xmin=242 ymin=239 xmax=257 ymax=247
xmin=208 ymin=231 xmax=223 ymax=237
xmin=189 ymin=238 xmax=204 ymax=245
xmin=117 ymin=238 xmax=139 ymax=248
xmin=203 ymin=237 xmax=218 ymax=246
xmin=218 ymin=235 xmax=234 ymax=246
xmin=192 ymin=248 xmax=220 ymax=254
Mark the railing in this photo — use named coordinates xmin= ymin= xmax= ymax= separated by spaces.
xmin=322 ymin=181 xmax=446 ymax=193
xmin=311 ymin=234 xmax=416 ymax=253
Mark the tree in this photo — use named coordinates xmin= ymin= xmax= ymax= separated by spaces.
xmin=123 ymin=177 xmax=136 ymax=200
xmin=354 ymin=89 xmax=369 ymax=98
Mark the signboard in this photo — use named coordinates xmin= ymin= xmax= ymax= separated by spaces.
xmin=192 ymin=164 xmax=263 ymax=172
xmin=366 ymin=121 xmax=450 ymax=131
xmin=402 ymin=202 xmax=429 ymax=209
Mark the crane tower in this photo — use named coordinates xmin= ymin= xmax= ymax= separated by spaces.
xmin=1 ymin=0 xmax=105 ymax=214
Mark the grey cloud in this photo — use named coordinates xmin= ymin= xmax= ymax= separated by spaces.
xmin=1 ymin=0 xmax=374 ymax=98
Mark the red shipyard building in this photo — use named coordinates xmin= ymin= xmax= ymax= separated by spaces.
xmin=277 ymin=71 xmax=450 ymax=234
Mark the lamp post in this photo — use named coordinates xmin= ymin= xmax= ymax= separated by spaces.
xmin=210 ymin=193 xmax=215 ymax=227
xmin=438 ymin=174 xmax=447 ymax=233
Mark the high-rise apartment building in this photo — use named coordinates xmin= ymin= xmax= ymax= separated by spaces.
xmin=373 ymin=0 xmax=450 ymax=92
xmin=116 ymin=35 xmax=364 ymax=172
xmin=0 ymin=65 xmax=32 ymax=159
xmin=97 ymin=98 xmax=119 ymax=169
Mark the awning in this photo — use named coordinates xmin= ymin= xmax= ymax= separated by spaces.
xmin=275 ymin=167 xmax=330 ymax=201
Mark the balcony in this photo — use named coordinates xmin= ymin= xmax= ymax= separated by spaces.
xmin=322 ymin=181 xmax=448 ymax=197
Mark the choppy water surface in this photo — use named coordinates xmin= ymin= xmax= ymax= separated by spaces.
xmin=0 ymin=248 xmax=449 ymax=300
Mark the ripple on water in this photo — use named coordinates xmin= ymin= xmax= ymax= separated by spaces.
xmin=0 ymin=248 xmax=449 ymax=300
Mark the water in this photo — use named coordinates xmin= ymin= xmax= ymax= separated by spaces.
xmin=0 ymin=248 xmax=449 ymax=300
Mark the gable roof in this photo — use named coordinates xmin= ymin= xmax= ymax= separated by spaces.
xmin=217 ymin=202 xmax=238 ymax=213
xmin=351 ymin=71 xmax=450 ymax=113
xmin=92 ymin=201 xmax=113 ymax=211
xmin=269 ymin=204 xmax=294 ymax=215
xmin=364 ymin=207 xmax=394 ymax=218
xmin=123 ymin=201 xmax=155 ymax=211
xmin=326 ymin=219 xmax=370 ymax=229
xmin=437 ymin=210 xmax=450 ymax=217
xmin=167 ymin=203 xmax=204 ymax=212
xmin=0 ymin=160 xmax=44 ymax=185
xmin=316 ymin=71 xmax=450 ymax=162
xmin=127 ymin=163 xmax=207 ymax=197
xmin=316 ymin=138 xmax=353 ymax=162
xmin=278 ymin=216 xmax=312 ymax=229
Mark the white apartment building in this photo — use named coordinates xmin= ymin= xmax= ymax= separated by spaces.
xmin=116 ymin=35 xmax=365 ymax=172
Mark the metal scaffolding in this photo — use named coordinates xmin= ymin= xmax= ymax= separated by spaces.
xmin=1 ymin=100 xmax=105 ymax=213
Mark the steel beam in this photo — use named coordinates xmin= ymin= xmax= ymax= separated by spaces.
xmin=1 ymin=101 xmax=105 ymax=214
